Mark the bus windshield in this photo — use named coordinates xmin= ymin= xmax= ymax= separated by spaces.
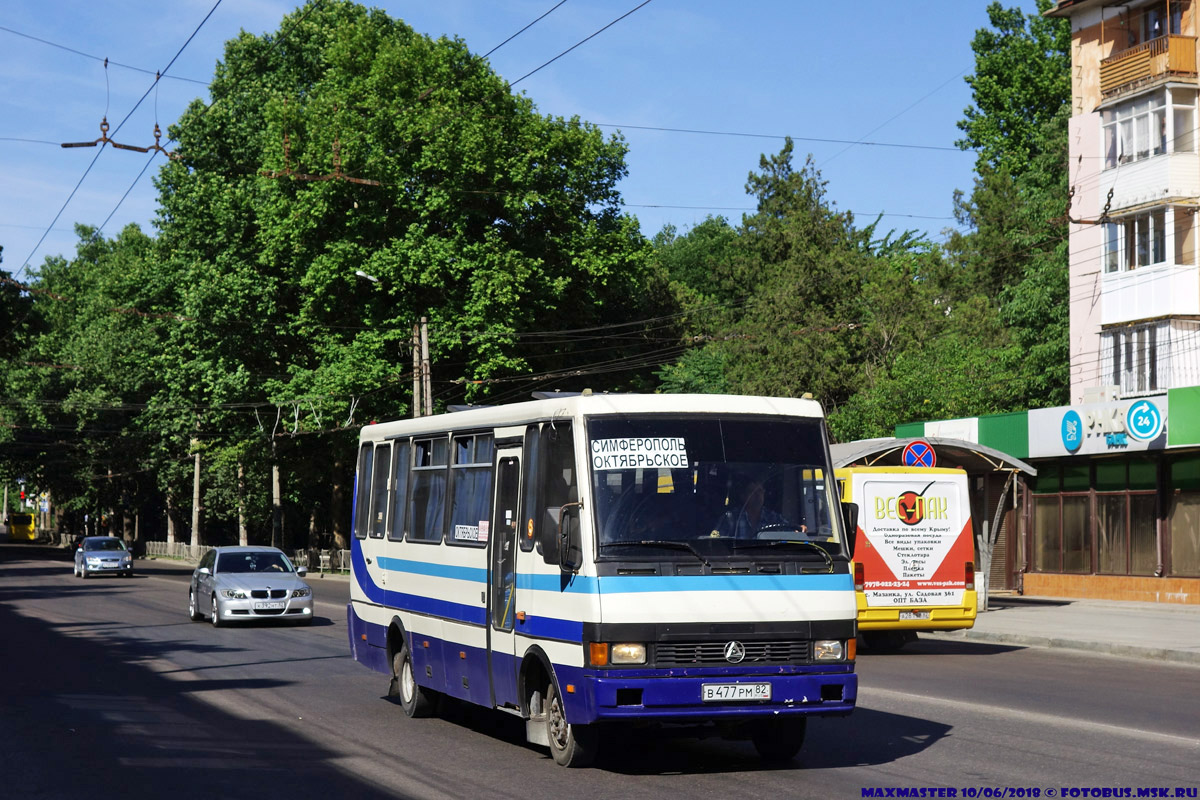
xmin=587 ymin=416 xmax=845 ymax=561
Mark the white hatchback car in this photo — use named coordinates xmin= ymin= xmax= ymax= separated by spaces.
xmin=73 ymin=536 xmax=133 ymax=578
xmin=188 ymin=546 xmax=313 ymax=627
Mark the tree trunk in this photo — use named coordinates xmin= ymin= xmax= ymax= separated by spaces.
xmin=331 ymin=457 xmax=348 ymax=550
xmin=237 ymin=461 xmax=248 ymax=547
xmin=166 ymin=493 xmax=177 ymax=546
xmin=271 ymin=459 xmax=282 ymax=550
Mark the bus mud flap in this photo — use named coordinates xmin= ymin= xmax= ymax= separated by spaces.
xmin=526 ymin=690 xmax=549 ymax=747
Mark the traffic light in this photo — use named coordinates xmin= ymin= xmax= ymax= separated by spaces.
xmin=19 ymin=489 xmax=24 ymax=500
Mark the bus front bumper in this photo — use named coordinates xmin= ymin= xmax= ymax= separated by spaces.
xmin=582 ymin=669 xmax=857 ymax=722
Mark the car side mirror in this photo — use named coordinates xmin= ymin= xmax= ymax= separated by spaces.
xmin=557 ymin=501 xmax=583 ymax=573
xmin=296 ymin=567 xmax=308 ymax=577
xmin=842 ymin=502 xmax=859 ymax=560
xmin=198 ymin=567 xmax=210 ymax=576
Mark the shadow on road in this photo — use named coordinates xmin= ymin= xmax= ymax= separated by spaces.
xmin=0 ymin=545 xmax=413 ymax=800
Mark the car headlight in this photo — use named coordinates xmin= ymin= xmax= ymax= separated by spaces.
xmin=813 ymin=639 xmax=845 ymax=661
xmin=86 ymin=557 xmax=101 ymax=565
xmin=291 ymin=588 xmax=311 ymax=598
xmin=221 ymin=588 xmax=248 ymax=599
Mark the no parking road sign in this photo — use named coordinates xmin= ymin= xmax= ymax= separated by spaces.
xmin=902 ymin=439 xmax=937 ymax=468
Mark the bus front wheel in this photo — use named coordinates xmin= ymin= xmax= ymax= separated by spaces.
xmin=545 ymin=679 xmax=598 ymax=767
xmin=752 ymin=716 xmax=806 ymax=762
xmin=391 ymin=641 xmax=436 ymax=718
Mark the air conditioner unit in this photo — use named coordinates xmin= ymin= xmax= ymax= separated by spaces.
xmin=1082 ymin=385 xmax=1120 ymax=403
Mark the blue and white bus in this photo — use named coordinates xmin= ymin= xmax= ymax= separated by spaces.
xmin=347 ymin=393 xmax=858 ymax=766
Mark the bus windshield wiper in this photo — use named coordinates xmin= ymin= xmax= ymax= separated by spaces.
xmin=733 ymin=539 xmax=835 ymax=572
xmin=600 ymin=540 xmax=710 ymax=567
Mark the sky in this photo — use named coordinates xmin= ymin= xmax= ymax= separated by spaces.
xmin=0 ymin=0 xmax=1042 ymax=280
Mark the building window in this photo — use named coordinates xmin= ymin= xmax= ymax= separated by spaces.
xmin=1102 ymin=322 xmax=1167 ymax=396
xmin=1103 ymin=89 xmax=1196 ymax=169
xmin=1103 ymin=210 xmax=1169 ymax=273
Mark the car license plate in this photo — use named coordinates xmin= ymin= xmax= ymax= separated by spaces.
xmin=702 ymin=682 xmax=771 ymax=702
xmin=254 ymin=601 xmax=286 ymax=610
xmin=899 ymin=610 xmax=930 ymax=620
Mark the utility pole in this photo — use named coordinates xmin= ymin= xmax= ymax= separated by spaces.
xmin=191 ymin=444 xmax=202 ymax=555
xmin=412 ymin=322 xmax=422 ymax=418
xmin=421 ymin=316 xmax=432 ymax=416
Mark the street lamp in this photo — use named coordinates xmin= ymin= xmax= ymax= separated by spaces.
xmin=354 ymin=269 xmax=380 ymax=283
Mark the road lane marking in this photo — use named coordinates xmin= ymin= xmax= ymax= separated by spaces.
xmin=864 ymin=686 xmax=1200 ymax=748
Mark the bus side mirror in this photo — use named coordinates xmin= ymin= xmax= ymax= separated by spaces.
xmin=842 ymin=502 xmax=859 ymax=560
xmin=557 ymin=501 xmax=583 ymax=573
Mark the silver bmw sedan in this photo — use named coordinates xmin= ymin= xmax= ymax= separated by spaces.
xmin=189 ymin=546 xmax=314 ymax=627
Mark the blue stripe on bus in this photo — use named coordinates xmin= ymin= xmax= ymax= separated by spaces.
xmin=595 ymin=573 xmax=854 ymax=594
xmin=351 ymin=541 xmax=487 ymax=626
xmin=377 ymin=557 xmax=487 ymax=583
xmin=364 ymin=545 xmax=852 ymax=596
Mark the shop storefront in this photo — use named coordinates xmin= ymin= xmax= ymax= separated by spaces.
xmin=1026 ymin=392 xmax=1200 ymax=602
xmin=894 ymin=388 xmax=1200 ymax=604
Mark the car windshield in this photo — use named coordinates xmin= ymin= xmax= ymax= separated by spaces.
xmin=216 ymin=551 xmax=293 ymax=574
xmin=588 ymin=415 xmax=846 ymax=562
xmin=86 ymin=538 xmax=126 ymax=551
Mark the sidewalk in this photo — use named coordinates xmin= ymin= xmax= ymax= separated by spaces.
xmin=922 ymin=595 xmax=1200 ymax=665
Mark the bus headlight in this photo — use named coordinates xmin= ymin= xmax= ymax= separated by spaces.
xmin=813 ymin=639 xmax=845 ymax=661
xmin=610 ymin=643 xmax=646 ymax=665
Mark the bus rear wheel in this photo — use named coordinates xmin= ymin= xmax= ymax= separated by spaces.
xmin=752 ymin=716 xmax=806 ymax=762
xmin=391 ymin=641 xmax=436 ymax=718
xmin=545 ymin=679 xmax=598 ymax=767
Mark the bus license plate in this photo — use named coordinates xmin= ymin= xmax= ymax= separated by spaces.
xmin=702 ymin=683 xmax=771 ymax=702
xmin=899 ymin=610 xmax=930 ymax=620
xmin=254 ymin=601 xmax=285 ymax=610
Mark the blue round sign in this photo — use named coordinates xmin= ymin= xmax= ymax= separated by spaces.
xmin=902 ymin=440 xmax=936 ymax=468
xmin=1126 ymin=399 xmax=1163 ymax=442
xmin=1061 ymin=409 xmax=1083 ymax=453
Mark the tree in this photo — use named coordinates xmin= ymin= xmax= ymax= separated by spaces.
xmin=150 ymin=0 xmax=664 ymax=547
xmin=947 ymin=0 xmax=1071 ymax=413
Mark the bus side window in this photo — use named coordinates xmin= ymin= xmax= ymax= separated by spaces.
xmin=537 ymin=423 xmax=576 ymax=565
xmin=447 ymin=434 xmax=493 ymax=547
xmin=409 ymin=437 xmax=449 ymax=543
xmin=388 ymin=441 xmax=410 ymax=541
xmin=353 ymin=443 xmax=374 ymax=540
xmin=370 ymin=443 xmax=392 ymax=538
xmin=520 ymin=426 xmax=541 ymax=553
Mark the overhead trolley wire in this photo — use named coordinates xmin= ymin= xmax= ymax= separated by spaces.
xmin=0 ymin=23 xmax=210 ymax=86
xmin=15 ymin=0 xmax=225 ymax=280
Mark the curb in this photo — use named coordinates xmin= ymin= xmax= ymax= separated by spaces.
xmin=921 ymin=630 xmax=1200 ymax=666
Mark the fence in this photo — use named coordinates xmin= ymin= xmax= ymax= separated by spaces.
xmin=45 ymin=531 xmax=350 ymax=574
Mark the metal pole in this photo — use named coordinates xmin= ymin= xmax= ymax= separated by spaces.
xmin=191 ymin=449 xmax=202 ymax=552
xmin=412 ymin=323 xmax=422 ymax=418
xmin=421 ymin=316 xmax=432 ymax=416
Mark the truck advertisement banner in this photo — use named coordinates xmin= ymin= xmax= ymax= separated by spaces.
xmin=855 ymin=474 xmax=973 ymax=608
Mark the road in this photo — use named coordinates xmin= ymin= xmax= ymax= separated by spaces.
xmin=1 ymin=543 xmax=1197 ymax=799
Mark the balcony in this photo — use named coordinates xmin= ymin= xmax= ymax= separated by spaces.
xmin=1101 ymin=262 xmax=1200 ymax=325
xmin=1101 ymin=35 xmax=1197 ymax=96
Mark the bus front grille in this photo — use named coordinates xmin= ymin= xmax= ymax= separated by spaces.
xmin=655 ymin=640 xmax=811 ymax=666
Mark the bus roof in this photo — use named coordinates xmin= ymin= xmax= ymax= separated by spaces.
xmin=359 ymin=393 xmax=825 ymax=442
